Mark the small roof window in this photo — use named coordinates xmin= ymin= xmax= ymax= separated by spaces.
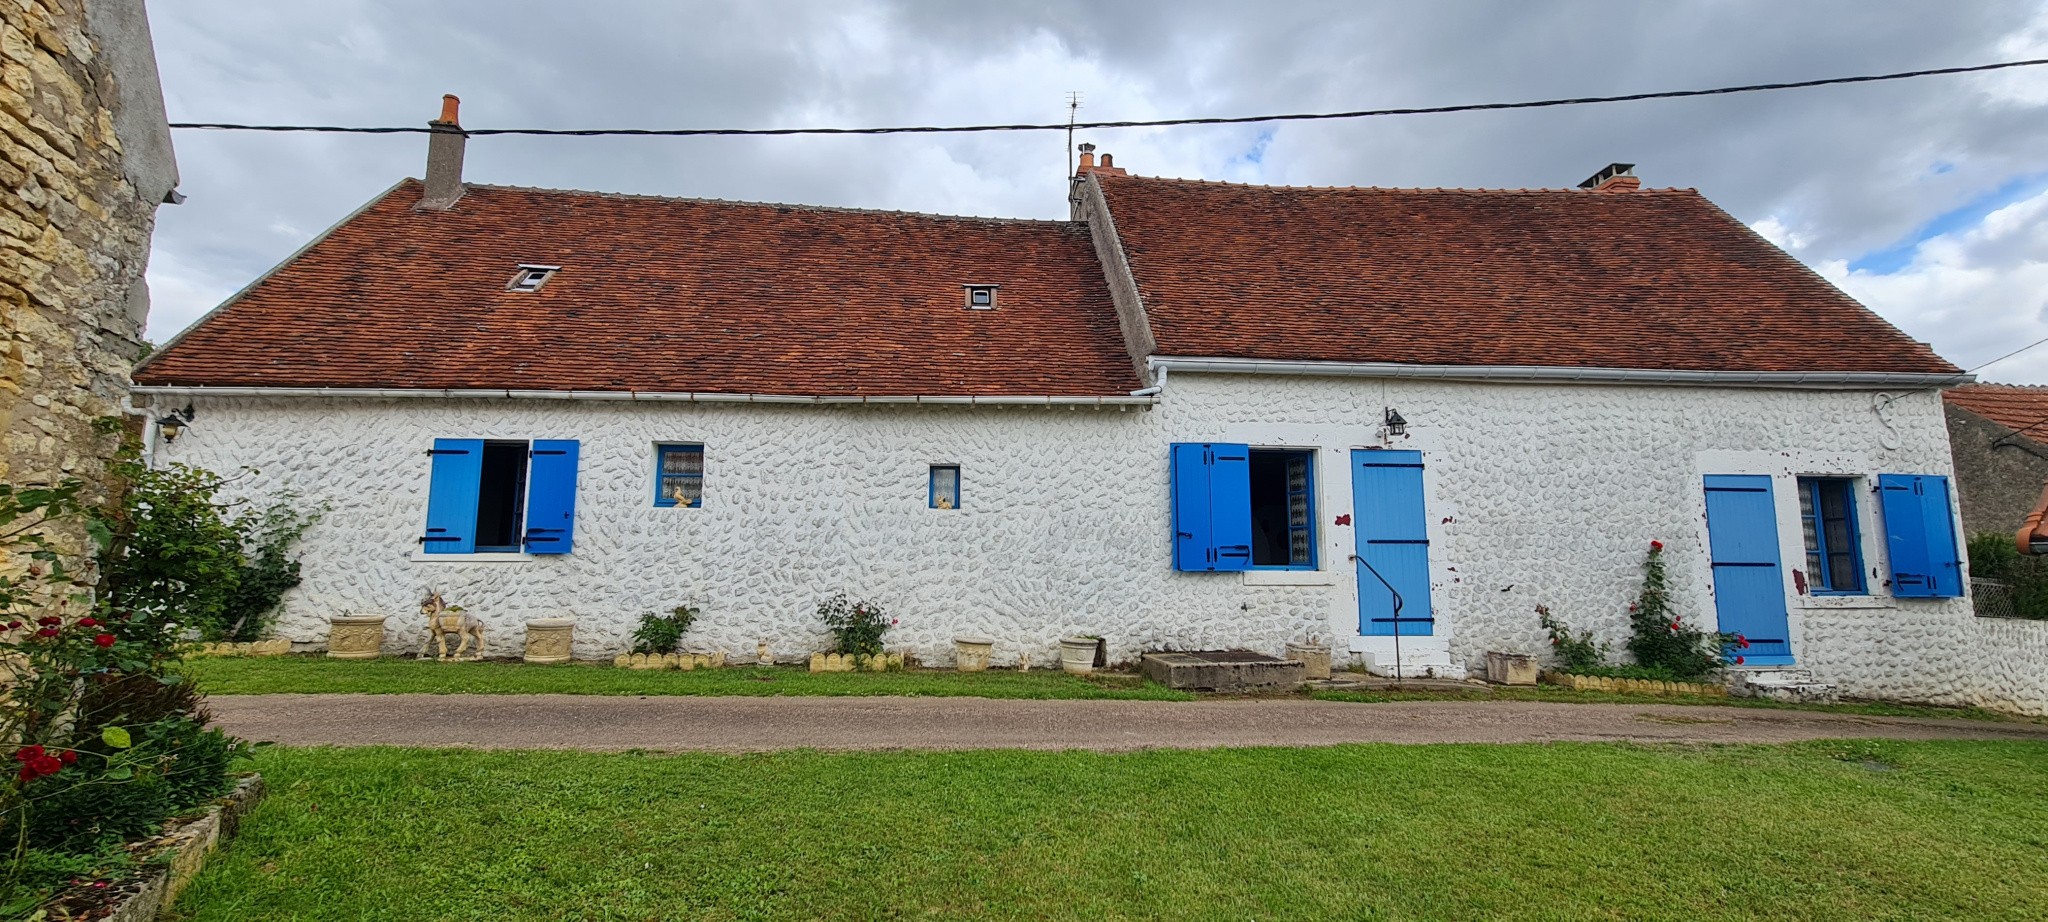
xmin=963 ymin=284 xmax=999 ymax=310
xmin=508 ymin=264 xmax=561 ymax=292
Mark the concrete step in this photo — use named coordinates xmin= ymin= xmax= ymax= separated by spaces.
xmin=1730 ymin=668 xmax=1838 ymax=704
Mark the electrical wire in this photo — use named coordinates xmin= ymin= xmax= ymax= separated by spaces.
xmin=168 ymin=57 xmax=2048 ymax=137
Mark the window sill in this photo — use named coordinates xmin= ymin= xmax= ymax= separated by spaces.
xmin=1791 ymin=595 xmax=1895 ymax=610
xmin=410 ymin=551 xmax=537 ymax=563
xmin=1241 ymin=569 xmax=1338 ymax=587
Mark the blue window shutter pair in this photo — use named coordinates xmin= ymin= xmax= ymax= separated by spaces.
xmin=1170 ymin=443 xmax=1253 ymax=571
xmin=1876 ymin=474 xmax=1961 ymax=598
xmin=421 ymin=438 xmax=580 ymax=555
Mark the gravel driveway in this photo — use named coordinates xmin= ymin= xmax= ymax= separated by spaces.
xmin=208 ymin=694 xmax=2048 ymax=752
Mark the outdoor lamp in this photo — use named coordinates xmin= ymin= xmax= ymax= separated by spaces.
xmin=155 ymin=404 xmax=194 ymax=442
xmin=1384 ymin=407 xmax=1407 ymax=437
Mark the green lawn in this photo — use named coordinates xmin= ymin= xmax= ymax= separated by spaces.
xmin=172 ymin=740 xmax=2048 ymax=921
xmin=184 ymin=655 xmax=1194 ymax=700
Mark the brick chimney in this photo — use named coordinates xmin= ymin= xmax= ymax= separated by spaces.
xmin=1076 ymin=142 xmax=1127 ymax=177
xmin=1578 ymin=162 xmax=1639 ymax=193
xmin=419 ymin=94 xmax=466 ymax=210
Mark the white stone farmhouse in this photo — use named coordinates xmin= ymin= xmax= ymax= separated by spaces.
xmin=138 ymin=100 xmax=2037 ymax=709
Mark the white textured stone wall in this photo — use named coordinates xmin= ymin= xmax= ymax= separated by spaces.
xmin=157 ymin=376 xmax=2043 ymax=714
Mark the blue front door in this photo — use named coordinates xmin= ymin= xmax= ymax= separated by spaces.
xmin=1702 ymin=475 xmax=1794 ymax=666
xmin=1352 ymin=450 xmax=1433 ymax=636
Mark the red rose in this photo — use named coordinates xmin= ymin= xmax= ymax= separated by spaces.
xmin=35 ymin=628 xmax=57 ymax=638
xmin=77 ymin=617 xmax=98 ymax=628
xmin=14 ymin=745 xmax=44 ymax=763
xmin=36 ymin=617 xmax=60 ymax=627
xmin=1734 ymin=655 xmax=1746 ymax=665
xmin=16 ymin=766 xmax=34 ymax=783
xmin=93 ymin=634 xmax=115 ymax=648
xmin=1738 ymin=638 xmax=1751 ymax=649
xmin=4 ymin=622 xmax=17 ymax=630
xmin=29 ymin=755 xmax=60 ymax=777
xmin=58 ymin=751 xmax=76 ymax=765
xmin=1650 ymin=540 xmax=1664 ymax=550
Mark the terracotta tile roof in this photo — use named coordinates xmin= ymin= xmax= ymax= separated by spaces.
xmin=135 ymin=181 xmax=1142 ymax=397
xmin=1945 ymin=384 xmax=2048 ymax=433
xmin=1094 ymin=174 xmax=1960 ymax=375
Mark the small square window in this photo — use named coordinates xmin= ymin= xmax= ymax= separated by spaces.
xmin=655 ymin=444 xmax=704 ymax=507
xmin=929 ymin=465 xmax=961 ymax=509
xmin=509 ymin=265 xmax=559 ymax=292
xmin=1798 ymin=476 xmax=1865 ymax=594
xmin=963 ymin=285 xmax=998 ymax=310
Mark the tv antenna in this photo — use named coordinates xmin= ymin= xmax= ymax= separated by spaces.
xmin=1065 ymin=91 xmax=1083 ymax=177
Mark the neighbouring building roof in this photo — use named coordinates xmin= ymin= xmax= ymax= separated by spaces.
xmin=1092 ymin=174 xmax=1961 ymax=375
xmin=1945 ymin=383 xmax=2048 ymax=434
xmin=134 ymin=181 xmax=1143 ymax=397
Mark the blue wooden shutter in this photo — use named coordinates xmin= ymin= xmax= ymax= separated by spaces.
xmin=1918 ymin=476 xmax=1962 ymax=597
xmin=1702 ymin=475 xmax=1793 ymax=664
xmin=1169 ymin=443 xmax=1252 ymax=571
xmin=421 ymin=438 xmax=483 ymax=554
xmin=1209 ymin=445 xmax=1253 ymax=570
xmin=523 ymin=439 xmax=580 ymax=555
xmin=1879 ymin=474 xmax=1960 ymax=598
xmin=1353 ymin=451 xmax=1433 ymax=636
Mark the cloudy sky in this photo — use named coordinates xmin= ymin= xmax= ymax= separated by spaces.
xmin=144 ymin=0 xmax=2048 ymax=381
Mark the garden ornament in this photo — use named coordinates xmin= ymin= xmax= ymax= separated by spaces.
xmin=420 ymin=590 xmax=485 ymax=661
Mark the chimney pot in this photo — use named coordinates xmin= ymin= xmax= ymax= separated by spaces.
xmin=1100 ymin=153 xmax=1114 ymax=168
xmin=1578 ymin=162 xmax=1640 ymax=193
xmin=419 ymin=93 xmax=467 ymax=210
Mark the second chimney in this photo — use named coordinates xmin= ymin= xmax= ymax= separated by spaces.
xmin=420 ymin=94 xmax=466 ymax=210
xmin=1578 ymin=162 xmax=1640 ymax=193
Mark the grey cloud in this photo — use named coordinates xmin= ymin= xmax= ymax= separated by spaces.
xmin=144 ymin=0 xmax=2047 ymax=378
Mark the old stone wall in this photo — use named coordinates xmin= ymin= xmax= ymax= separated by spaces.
xmin=0 ymin=0 xmax=174 ymax=498
xmin=1945 ymin=402 xmax=2048 ymax=538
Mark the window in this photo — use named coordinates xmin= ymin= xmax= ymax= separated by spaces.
xmin=475 ymin=442 xmax=530 ymax=551
xmin=1797 ymin=477 xmax=1864 ymax=594
xmin=508 ymin=264 xmax=560 ymax=292
xmin=655 ymin=444 xmax=704 ymax=507
xmin=963 ymin=284 xmax=998 ymax=310
xmin=420 ymin=438 xmax=580 ymax=554
xmin=1249 ymin=449 xmax=1315 ymax=568
xmin=1169 ymin=443 xmax=1319 ymax=572
xmin=929 ymin=465 xmax=961 ymax=509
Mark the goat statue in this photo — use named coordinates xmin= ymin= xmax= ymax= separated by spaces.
xmin=420 ymin=590 xmax=485 ymax=661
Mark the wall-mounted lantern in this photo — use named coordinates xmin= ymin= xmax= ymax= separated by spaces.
xmin=1383 ymin=407 xmax=1408 ymax=438
xmin=155 ymin=404 xmax=195 ymax=442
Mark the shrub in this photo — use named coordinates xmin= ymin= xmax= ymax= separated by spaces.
xmin=816 ymin=594 xmax=895 ymax=657
xmin=1967 ymin=532 xmax=2048 ymax=619
xmin=0 ymin=449 xmax=256 ymax=909
xmin=1536 ymin=604 xmax=1608 ymax=673
xmin=95 ymin=458 xmax=318 ymax=644
xmin=1626 ymin=540 xmax=1736 ymax=679
xmin=629 ymin=606 xmax=699 ymax=655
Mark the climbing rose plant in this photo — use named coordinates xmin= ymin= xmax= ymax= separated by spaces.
xmin=1627 ymin=540 xmax=1740 ymax=679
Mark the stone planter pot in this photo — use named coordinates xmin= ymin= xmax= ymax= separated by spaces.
xmin=523 ymin=618 xmax=575 ymax=664
xmin=1058 ymin=636 xmax=1101 ymax=675
xmin=326 ymin=615 xmax=387 ymax=659
xmin=1485 ymin=651 xmax=1540 ymax=686
xmin=1285 ymin=642 xmax=1333 ymax=680
xmin=954 ymin=637 xmax=994 ymax=673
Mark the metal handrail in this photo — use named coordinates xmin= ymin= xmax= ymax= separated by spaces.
xmin=1350 ymin=553 xmax=1404 ymax=686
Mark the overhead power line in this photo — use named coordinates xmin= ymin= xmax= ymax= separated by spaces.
xmin=169 ymin=57 xmax=2048 ymax=137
